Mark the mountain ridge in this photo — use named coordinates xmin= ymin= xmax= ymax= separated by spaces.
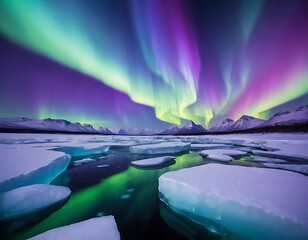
xmin=0 ymin=105 xmax=307 ymax=135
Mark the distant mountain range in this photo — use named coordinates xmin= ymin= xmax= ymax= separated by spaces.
xmin=0 ymin=118 xmax=102 ymax=134
xmin=208 ymin=105 xmax=308 ymax=132
xmin=115 ymin=128 xmax=160 ymax=135
xmin=0 ymin=105 xmax=307 ymax=135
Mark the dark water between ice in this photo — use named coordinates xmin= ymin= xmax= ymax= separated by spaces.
xmin=11 ymin=147 xmax=259 ymax=240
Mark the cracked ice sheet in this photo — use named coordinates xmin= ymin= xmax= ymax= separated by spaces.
xmin=129 ymin=142 xmax=190 ymax=154
xmin=131 ymin=156 xmax=175 ymax=168
xmin=29 ymin=216 xmax=120 ymax=240
xmin=199 ymin=149 xmax=247 ymax=162
xmin=0 ymin=184 xmax=71 ymax=220
xmin=263 ymin=163 xmax=308 ymax=175
xmin=159 ymin=164 xmax=308 ymax=240
xmin=0 ymin=148 xmax=71 ymax=192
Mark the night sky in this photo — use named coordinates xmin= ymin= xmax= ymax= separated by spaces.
xmin=0 ymin=0 xmax=307 ymax=129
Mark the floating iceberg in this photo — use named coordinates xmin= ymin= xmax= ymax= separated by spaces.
xmin=131 ymin=156 xmax=175 ymax=168
xmin=199 ymin=149 xmax=247 ymax=162
xmin=129 ymin=142 xmax=190 ymax=154
xmin=0 ymin=184 xmax=71 ymax=234
xmin=29 ymin=216 xmax=120 ymax=240
xmin=159 ymin=164 xmax=308 ymax=240
xmin=0 ymin=148 xmax=71 ymax=192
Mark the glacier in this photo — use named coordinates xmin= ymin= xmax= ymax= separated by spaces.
xmin=159 ymin=164 xmax=308 ymax=240
xmin=29 ymin=216 xmax=120 ymax=240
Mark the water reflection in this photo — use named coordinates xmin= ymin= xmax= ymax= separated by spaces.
xmin=13 ymin=153 xmax=206 ymax=240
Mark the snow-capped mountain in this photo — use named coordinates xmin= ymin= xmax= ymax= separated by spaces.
xmin=109 ymin=127 xmax=159 ymax=135
xmin=123 ymin=128 xmax=159 ymax=135
xmin=81 ymin=124 xmax=98 ymax=133
xmin=0 ymin=118 xmax=101 ymax=134
xmin=110 ymin=127 xmax=126 ymax=135
xmin=160 ymin=126 xmax=180 ymax=135
xmin=209 ymin=119 xmax=234 ymax=132
xmin=228 ymin=115 xmax=264 ymax=131
xmin=139 ymin=128 xmax=160 ymax=135
xmin=97 ymin=127 xmax=113 ymax=134
xmin=259 ymin=105 xmax=308 ymax=127
xmin=176 ymin=121 xmax=207 ymax=134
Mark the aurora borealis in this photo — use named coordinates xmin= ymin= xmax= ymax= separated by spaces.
xmin=0 ymin=0 xmax=307 ymax=129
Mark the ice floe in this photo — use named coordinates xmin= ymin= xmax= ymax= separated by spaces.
xmin=0 ymin=148 xmax=71 ymax=192
xmin=0 ymin=184 xmax=71 ymax=221
xmin=29 ymin=216 xmax=120 ymax=240
xmin=54 ymin=144 xmax=109 ymax=157
xmin=159 ymin=164 xmax=308 ymax=240
xmin=129 ymin=142 xmax=190 ymax=154
xmin=199 ymin=149 xmax=247 ymax=162
xmin=190 ymin=144 xmax=229 ymax=150
xmin=131 ymin=156 xmax=175 ymax=168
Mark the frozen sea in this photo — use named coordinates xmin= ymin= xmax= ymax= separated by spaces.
xmin=1 ymin=133 xmax=308 ymax=240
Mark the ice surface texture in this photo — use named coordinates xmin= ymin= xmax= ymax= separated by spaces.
xmin=129 ymin=142 xmax=190 ymax=154
xmin=0 ymin=148 xmax=71 ymax=192
xmin=0 ymin=184 xmax=71 ymax=220
xmin=159 ymin=164 xmax=308 ymax=240
xmin=29 ymin=216 xmax=120 ymax=240
xmin=190 ymin=144 xmax=229 ymax=150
